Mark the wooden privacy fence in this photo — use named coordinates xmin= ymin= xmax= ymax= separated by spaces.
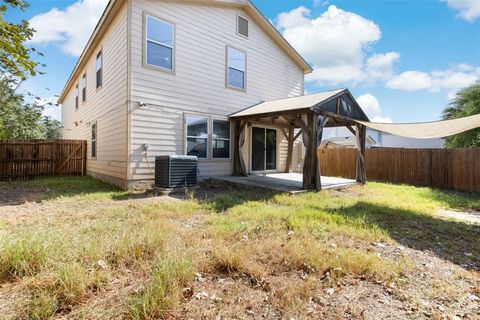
xmin=318 ymin=147 xmax=480 ymax=193
xmin=0 ymin=139 xmax=87 ymax=181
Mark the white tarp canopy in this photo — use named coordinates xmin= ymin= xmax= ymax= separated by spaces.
xmin=355 ymin=113 xmax=480 ymax=139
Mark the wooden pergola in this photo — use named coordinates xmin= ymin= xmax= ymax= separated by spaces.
xmin=230 ymin=89 xmax=370 ymax=191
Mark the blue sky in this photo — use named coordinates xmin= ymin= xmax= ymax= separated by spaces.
xmin=6 ymin=0 xmax=480 ymax=122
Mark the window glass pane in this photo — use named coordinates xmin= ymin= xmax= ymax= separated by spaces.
xmin=82 ymin=74 xmax=86 ymax=88
xmin=147 ymin=41 xmax=173 ymax=70
xmin=228 ymin=47 xmax=245 ymax=71
xmin=92 ymin=123 xmax=97 ymax=140
xmin=187 ymin=116 xmax=208 ymax=138
xmin=96 ymin=52 xmax=102 ymax=71
xmin=213 ymin=139 xmax=229 ymax=158
xmin=187 ymin=138 xmax=207 ymax=158
xmin=238 ymin=16 xmax=248 ymax=37
xmin=228 ymin=68 xmax=244 ymax=89
xmin=96 ymin=71 xmax=102 ymax=88
xmin=213 ymin=120 xmax=230 ymax=139
xmin=147 ymin=16 xmax=173 ymax=47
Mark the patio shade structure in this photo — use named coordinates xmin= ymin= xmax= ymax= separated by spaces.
xmin=355 ymin=113 xmax=480 ymax=139
xmin=230 ymin=88 xmax=370 ymax=190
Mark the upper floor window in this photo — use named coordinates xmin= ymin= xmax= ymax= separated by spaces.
xmin=75 ymin=84 xmax=79 ymax=109
xmin=81 ymin=73 xmax=87 ymax=102
xmin=96 ymin=51 xmax=103 ymax=88
xmin=226 ymin=47 xmax=246 ymax=90
xmin=237 ymin=15 xmax=248 ymax=38
xmin=145 ymin=15 xmax=174 ymax=71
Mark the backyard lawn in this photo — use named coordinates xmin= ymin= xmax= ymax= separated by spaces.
xmin=0 ymin=177 xmax=479 ymax=319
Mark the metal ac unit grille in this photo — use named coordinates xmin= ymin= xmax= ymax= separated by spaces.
xmin=155 ymin=156 xmax=197 ymax=188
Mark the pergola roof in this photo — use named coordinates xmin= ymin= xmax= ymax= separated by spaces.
xmin=230 ymin=88 xmax=370 ymax=125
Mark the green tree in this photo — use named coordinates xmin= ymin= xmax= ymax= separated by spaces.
xmin=442 ymin=82 xmax=480 ymax=148
xmin=41 ymin=116 xmax=62 ymax=139
xmin=0 ymin=0 xmax=42 ymax=79
xmin=0 ymin=78 xmax=44 ymax=139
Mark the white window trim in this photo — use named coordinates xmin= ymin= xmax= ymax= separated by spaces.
xmin=91 ymin=121 xmax=97 ymax=160
xmin=143 ymin=13 xmax=176 ymax=73
xmin=81 ymin=73 xmax=87 ymax=103
xmin=96 ymin=50 xmax=103 ymax=90
xmin=185 ymin=114 xmax=209 ymax=160
xmin=75 ymin=83 xmax=79 ymax=110
xmin=184 ymin=114 xmax=231 ymax=160
xmin=249 ymin=126 xmax=279 ymax=173
xmin=236 ymin=13 xmax=249 ymax=39
xmin=226 ymin=45 xmax=247 ymax=92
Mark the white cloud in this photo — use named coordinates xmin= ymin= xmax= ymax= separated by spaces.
xmin=356 ymin=93 xmax=381 ymax=115
xmin=386 ymin=64 xmax=480 ymax=96
xmin=442 ymin=0 xmax=480 ymax=22
xmin=386 ymin=71 xmax=433 ymax=91
xmin=366 ymin=52 xmax=401 ymax=81
xmin=28 ymin=0 xmax=109 ymax=56
xmin=277 ymin=5 xmax=389 ymax=85
xmin=356 ymin=93 xmax=393 ymax=123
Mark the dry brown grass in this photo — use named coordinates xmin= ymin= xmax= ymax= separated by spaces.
xmin=0 ymin=177 xmax=478 ymax=319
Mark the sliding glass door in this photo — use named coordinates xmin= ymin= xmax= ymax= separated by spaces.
xmin=251 ymin=127 xmax=277 ymax=172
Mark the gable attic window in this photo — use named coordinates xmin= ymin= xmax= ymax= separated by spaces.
xmin=237 ymin=15 xmax=248 ymax=38
xmin=82 ymin=73 xmax=87 ymax=103
xmin=145 ymin=15 xmax=174 ymax=71
xmin=226 ymin=47 xmax=246 ymax=90
xmin=96 ymin=51 xmax=103 ymax=88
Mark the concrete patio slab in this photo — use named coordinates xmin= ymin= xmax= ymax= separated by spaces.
xmin=213 ymin=173 xmax=357 ymax=193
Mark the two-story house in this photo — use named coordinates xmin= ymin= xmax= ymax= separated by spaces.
xmin=59 ymin=0 xmax=315 ymax=188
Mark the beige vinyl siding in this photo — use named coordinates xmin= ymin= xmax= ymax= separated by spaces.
xmin=129 ymin=0 xmax=304 ymax=181
xmin=61 ymin=2 xmax=128 ymax=183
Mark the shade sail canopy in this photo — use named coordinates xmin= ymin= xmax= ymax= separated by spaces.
xmin=356 ymin=113 xmax=480 ymax=139
xmin=230 ymin=88 xmax=369 ymax=122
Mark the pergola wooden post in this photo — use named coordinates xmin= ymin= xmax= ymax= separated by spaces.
xmin=355 ymin=123 xmax=367 ymax=184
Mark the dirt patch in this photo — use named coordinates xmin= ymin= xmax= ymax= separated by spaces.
xmin=437 ymin=209 xmax=480 ymax=225
xmin=0 ymin=185 xmax=49 ymax=206
xmin=174 ymin=239 xmax=480 ymax=320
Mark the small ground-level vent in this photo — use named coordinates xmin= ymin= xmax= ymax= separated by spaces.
xmin=155 ymin=155 xmax=197 ymax=188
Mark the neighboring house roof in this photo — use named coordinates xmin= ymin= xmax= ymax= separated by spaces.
xmin=230 ymin=88 xmax=370 ymax=122
xmin=58 ymin=0 xmax=313 ymax=104
xmin=321 ymin=136 xmax=376 ymax=148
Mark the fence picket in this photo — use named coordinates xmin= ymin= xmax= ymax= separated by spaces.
xmin=0 ymin=139 xmax=87 ymax=181
xmin=319 ymin=147 xmax=480 ymax=193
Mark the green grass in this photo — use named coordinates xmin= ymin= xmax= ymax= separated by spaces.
xmin=0 ymin=176 xmax=478 ymax=319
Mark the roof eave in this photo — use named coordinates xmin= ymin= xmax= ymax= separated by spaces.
xmin=58 ymin=0 xmax=312 ymax=104
xmin=58 ymin=0 xmax=123 ymax=104
xmin=244 ymin=1 xmax=312 ymax=74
